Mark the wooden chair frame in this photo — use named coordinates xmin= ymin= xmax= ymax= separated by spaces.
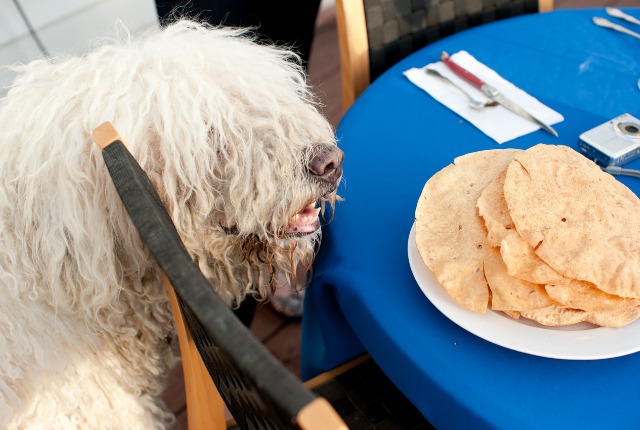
xmin=165 ymin=277 xmax=352 ymax=430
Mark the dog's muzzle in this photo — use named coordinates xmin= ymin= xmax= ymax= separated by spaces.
xmin=309 ymin=145 xmax=344 ymax=186
xmin=286 ymin=145 xmax=344 ymax=236
xmin=221 ymin=145 xmax=344 ymax=237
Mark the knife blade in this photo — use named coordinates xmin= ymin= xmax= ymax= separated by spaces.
xmin=440 ymin=51 xmax=558 ymax=137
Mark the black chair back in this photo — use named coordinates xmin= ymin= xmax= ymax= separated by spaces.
xmin=364 ymin=0 xmax=542 ymax=82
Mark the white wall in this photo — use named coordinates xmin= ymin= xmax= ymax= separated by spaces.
xmin=0 ymin=0 xmax=336 ymax=95
xmin=320 ymin=0 xmax=335 ymax=11
xmin=0 ymin=0 xmax=159 ymax=92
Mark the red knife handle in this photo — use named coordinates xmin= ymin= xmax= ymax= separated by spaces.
xmin=440 ymin=51 xmax=484 ymax=89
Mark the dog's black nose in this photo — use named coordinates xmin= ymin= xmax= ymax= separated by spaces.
xmin=309 ymin=146 xmax=344 ymax=183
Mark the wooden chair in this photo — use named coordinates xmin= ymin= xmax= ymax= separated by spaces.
xmin=335 ymin=0 xmax=554 ymax=112
xmin=91 ymin=122 xmax=347 ymax=430
xmin=91 ymin=122 xmax=433 ymax=429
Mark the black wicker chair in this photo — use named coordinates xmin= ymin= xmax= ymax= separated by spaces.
xmin=335 ymin=0 xmax=554 ymax=111
xmin=91 ymin=122 xmax=347 ymax=430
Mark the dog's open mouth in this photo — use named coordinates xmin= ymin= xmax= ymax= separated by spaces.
xmin=220 ymin=199 xmax=324 ymax=238
xmin=287 ymin=201 xmax=321 ymax=236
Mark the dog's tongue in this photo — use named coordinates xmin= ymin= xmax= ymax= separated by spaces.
xmin=287 ymin=203 xmax=320 ymax=234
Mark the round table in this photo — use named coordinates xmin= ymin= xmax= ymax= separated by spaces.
xmin=302 ymin=7 xmax=640 ymax=430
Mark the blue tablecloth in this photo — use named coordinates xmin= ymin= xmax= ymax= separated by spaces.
xmin=301 ymin=8 xmax=640 ymax=430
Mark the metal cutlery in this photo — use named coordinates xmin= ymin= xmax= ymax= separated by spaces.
xmin=439 ymin=51 xmax=558 ymax=137
xmin=592 ymin=17 xmax=640 ymax=39
xmin=425 ymin=68 xmax=498 ymax=109
xmin=606 ymin=7 xmax=640 ymax=26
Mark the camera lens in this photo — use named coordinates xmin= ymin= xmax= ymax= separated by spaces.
xmin=617 ymin=121 xmax=640 ymax=137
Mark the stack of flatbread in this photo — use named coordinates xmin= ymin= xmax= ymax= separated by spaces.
xmin=415 ymin=144 xmax=640 ymax=327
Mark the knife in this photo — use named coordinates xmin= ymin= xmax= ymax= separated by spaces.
xmin=440 ymin=51 xmax=558 ymax=137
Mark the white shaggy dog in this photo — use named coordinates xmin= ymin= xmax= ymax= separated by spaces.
xmin=0 ymin=20 xmax=343 ymax=429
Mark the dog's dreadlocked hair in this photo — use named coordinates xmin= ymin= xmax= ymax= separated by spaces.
xmin=0 ymin=20 xmax=339 ymax=428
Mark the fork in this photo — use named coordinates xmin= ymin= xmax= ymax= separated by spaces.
xmin=425 ymin=68 xmax=498 ymax=109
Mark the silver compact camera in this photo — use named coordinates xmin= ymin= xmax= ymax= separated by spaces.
xmin=578 ymin=113 xmax=640 ymax=166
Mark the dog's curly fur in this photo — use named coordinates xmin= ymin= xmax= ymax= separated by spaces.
xmin=0 ymin=20 xmax=341 ymax=429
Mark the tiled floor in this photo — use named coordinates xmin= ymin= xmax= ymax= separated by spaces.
xmin=162 ymin=1 xmax=635 ymax=427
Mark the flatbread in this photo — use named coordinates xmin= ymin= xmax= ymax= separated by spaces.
xmin=503 ymin=144 xmax=640 ymax=298
xmin=499 ymin=233 xmax=567 ymax=285
xmin=585 ymin=307 xmax=640 ymax=328
xmin=477 ymin=165 xmax=567 ymax=285
xmin=521 ymin=304 xmax=640 ymax=328
xmin=476 ymin=168 xmax=514 ymax=248
xmin=520 ymin=305 xmax=587 ymax=327
xmin=545 ymin=281 xmax=640 ymax=313
xmin=416 ymin=144 xmax=640 ymax=328
xmin=483 ymin=247 xmax=553 ymax=312
xmin=415 ymin=149 xmax=519 ymax=312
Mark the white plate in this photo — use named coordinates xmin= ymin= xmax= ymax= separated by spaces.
xmin=408 ymin=223 xmax=640 ymax=360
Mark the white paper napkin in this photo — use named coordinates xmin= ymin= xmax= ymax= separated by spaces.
xmin=403 ymin=51 xmax=564 ymax=144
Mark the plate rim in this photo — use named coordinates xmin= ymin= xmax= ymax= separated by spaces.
xmin=408 ymin=222 xmax=640 ymax=360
